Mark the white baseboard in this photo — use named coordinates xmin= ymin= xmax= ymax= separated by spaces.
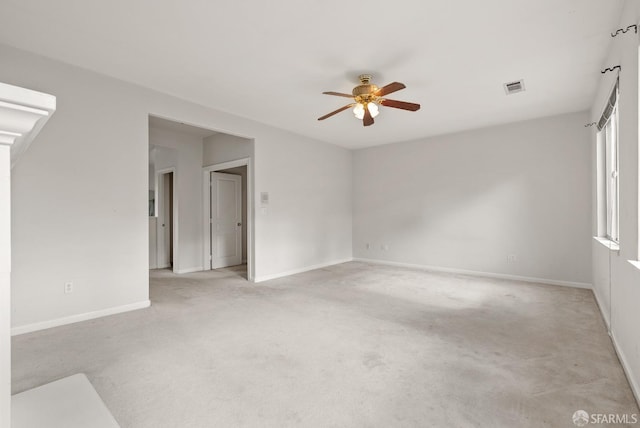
xmin=254 ymin=258 xmax=353 ymax=283
xmin=352 ymin=258 xmax=592 ymax=289
xmin=611 ymin=331 xmax=640 ymax=408
xmin=11 ymin=300 xmax=151 ymax=336
xmin=592 ymin=286 xmax=611 ymax=329
xmin=175 ymin=266 xmax=203 ymax=274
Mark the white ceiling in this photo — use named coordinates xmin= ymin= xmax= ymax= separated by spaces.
xmin=0 ymin=0 xmax=624 ymax=149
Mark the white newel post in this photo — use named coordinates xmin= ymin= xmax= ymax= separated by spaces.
xmin=0 ymin=142 xmax=11 ymax=428
xmin=0 ymin=83 xmax=56 ymax=428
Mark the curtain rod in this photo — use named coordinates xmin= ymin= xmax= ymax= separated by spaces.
xmin=601 ymin=65 xmax=621 ymax=75
xmin=611 ymin=25 xmax=637 ymax=37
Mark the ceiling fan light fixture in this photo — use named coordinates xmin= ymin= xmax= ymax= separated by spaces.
xmin=368 ymin=102 xmax=379 ymax=118
xmin=318 ymin=75 xmax=419 ymax=126
xmin=353 ymin=102 xmax=379 ymax=120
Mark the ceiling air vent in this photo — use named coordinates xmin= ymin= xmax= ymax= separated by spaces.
xmin=504 ymin=79 xmax=525 ymax=95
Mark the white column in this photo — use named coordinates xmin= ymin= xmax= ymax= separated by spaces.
xmin=0 ymin=143 xmax=11 ymax=428
xmin=0 ymin=82 xmax=56 ymax=428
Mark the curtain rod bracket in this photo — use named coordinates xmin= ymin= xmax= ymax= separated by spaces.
xmin=601 ymin=65 xmax=621 ymax=74
xmin=611 ymin=24 xmax=638 ymax=37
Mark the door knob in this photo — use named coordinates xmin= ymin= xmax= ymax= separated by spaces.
xmin=237 ymin=222 xmax=242 ymax=226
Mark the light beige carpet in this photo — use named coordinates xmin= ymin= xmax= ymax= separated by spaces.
xmin=12 ymin=262 xmax=639 ymax=427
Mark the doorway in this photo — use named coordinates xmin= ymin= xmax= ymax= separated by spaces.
xmin=157 ymin=169 xmax=175 ymax=270
xmin=210 ymin=171 xmax=243 ymax=268
xmin=203 ymin=159 xmax=251 ymax=278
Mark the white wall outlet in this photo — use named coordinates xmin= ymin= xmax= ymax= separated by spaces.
xmin=507 ymin=254 xmax=517 ymax=263
xmin=382 ymin=244 xmax=389 ymax=251
xmin=64 ymin=282 xmax=73 ymax=294
xmin=365 ymin=243 xmax=370 ymax=250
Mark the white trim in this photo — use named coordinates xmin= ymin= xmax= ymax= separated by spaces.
xmin=11 ymin=374 xmax=120 ymax=427
xmin=593 ymin=236 xmax=620 ymax=252
xmin=204 ymin=158 xmax=248 ymax=172
xmin=0 ymin=82 xmax=56 ymax=167
xmin=627 ymin=260 xmax=640 ymax=271
xmin=174 ymin=266 xmax=204 ymax=274
xmin=254 ymin=258 xmax=353 ymax=283
xmin=352 ymin=258 xmax=592 ymax=289
xmin=611 ymin=331 xmax=640 ymax=408
xmin=11 ymin=300 xmax=151 ymax=336
xmin=592 ymin=285 xmax=611 ymax=329
xmin=203 ymin=158 xmax=254 ymax=281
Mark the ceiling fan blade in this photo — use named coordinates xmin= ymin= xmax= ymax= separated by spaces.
xmin=375 ymin=82 xmax=406 ymax=97
xmin=363 ymin=107 xmax=374 ymax=126
xmin=322 ymin=91 xmax=354 ymax=98
xmin=317 ymin=104 xmax=354 ymax=121
xmin=380 ymin=99 xmax=421 ymax=111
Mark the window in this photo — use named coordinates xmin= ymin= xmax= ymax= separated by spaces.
xmin=598 ymin=80 xmax=619 ymax=243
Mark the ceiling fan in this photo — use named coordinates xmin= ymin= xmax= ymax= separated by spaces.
xmin=318 ymin=74 xmax=420 ymax=127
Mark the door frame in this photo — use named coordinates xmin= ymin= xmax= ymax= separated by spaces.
xmin=203 ymin=158 xmax=254 ymax=281
xmin=156 ymin=167 xmax=178 ymax=273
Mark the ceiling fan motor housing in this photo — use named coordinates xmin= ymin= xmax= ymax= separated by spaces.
xmin=353 ymin=75 xmax=379 ymax=103
xmin=352 ymin=84 xmax=378 ymax=98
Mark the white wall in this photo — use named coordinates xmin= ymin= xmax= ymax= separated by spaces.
xmin=590 ymin=0 xmax=640 ymax=403
xmin=148 ymin=147 xmax=157 ymax=269
xmin=149 ymin=129 xmax=203 ymax=273
xmin=203 ymin=133 xmax=252 ymax=165
xmin=353 ymin=111 xmax=592 ymax=286
xmin=6 ymin=51 xmax=151 ymax=332
xmin=253 ymin=138 xmax=353 ymax=281
xmin=148 ymin=217 xmax=157 ymax=269
xmin=202 ymin=131 xmax=353 ymax=281
xmin=148 ymin=146 xmax=156 ymax=192
xmin=0 ymin=43 xmax=352 ymax=332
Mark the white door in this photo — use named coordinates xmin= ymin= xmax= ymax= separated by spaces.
xmin=210 ymin=172 xmax=242 ymax=268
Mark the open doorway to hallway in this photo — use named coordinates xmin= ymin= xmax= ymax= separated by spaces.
xmin=148 ymin=115 xmax=254 ymax=284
